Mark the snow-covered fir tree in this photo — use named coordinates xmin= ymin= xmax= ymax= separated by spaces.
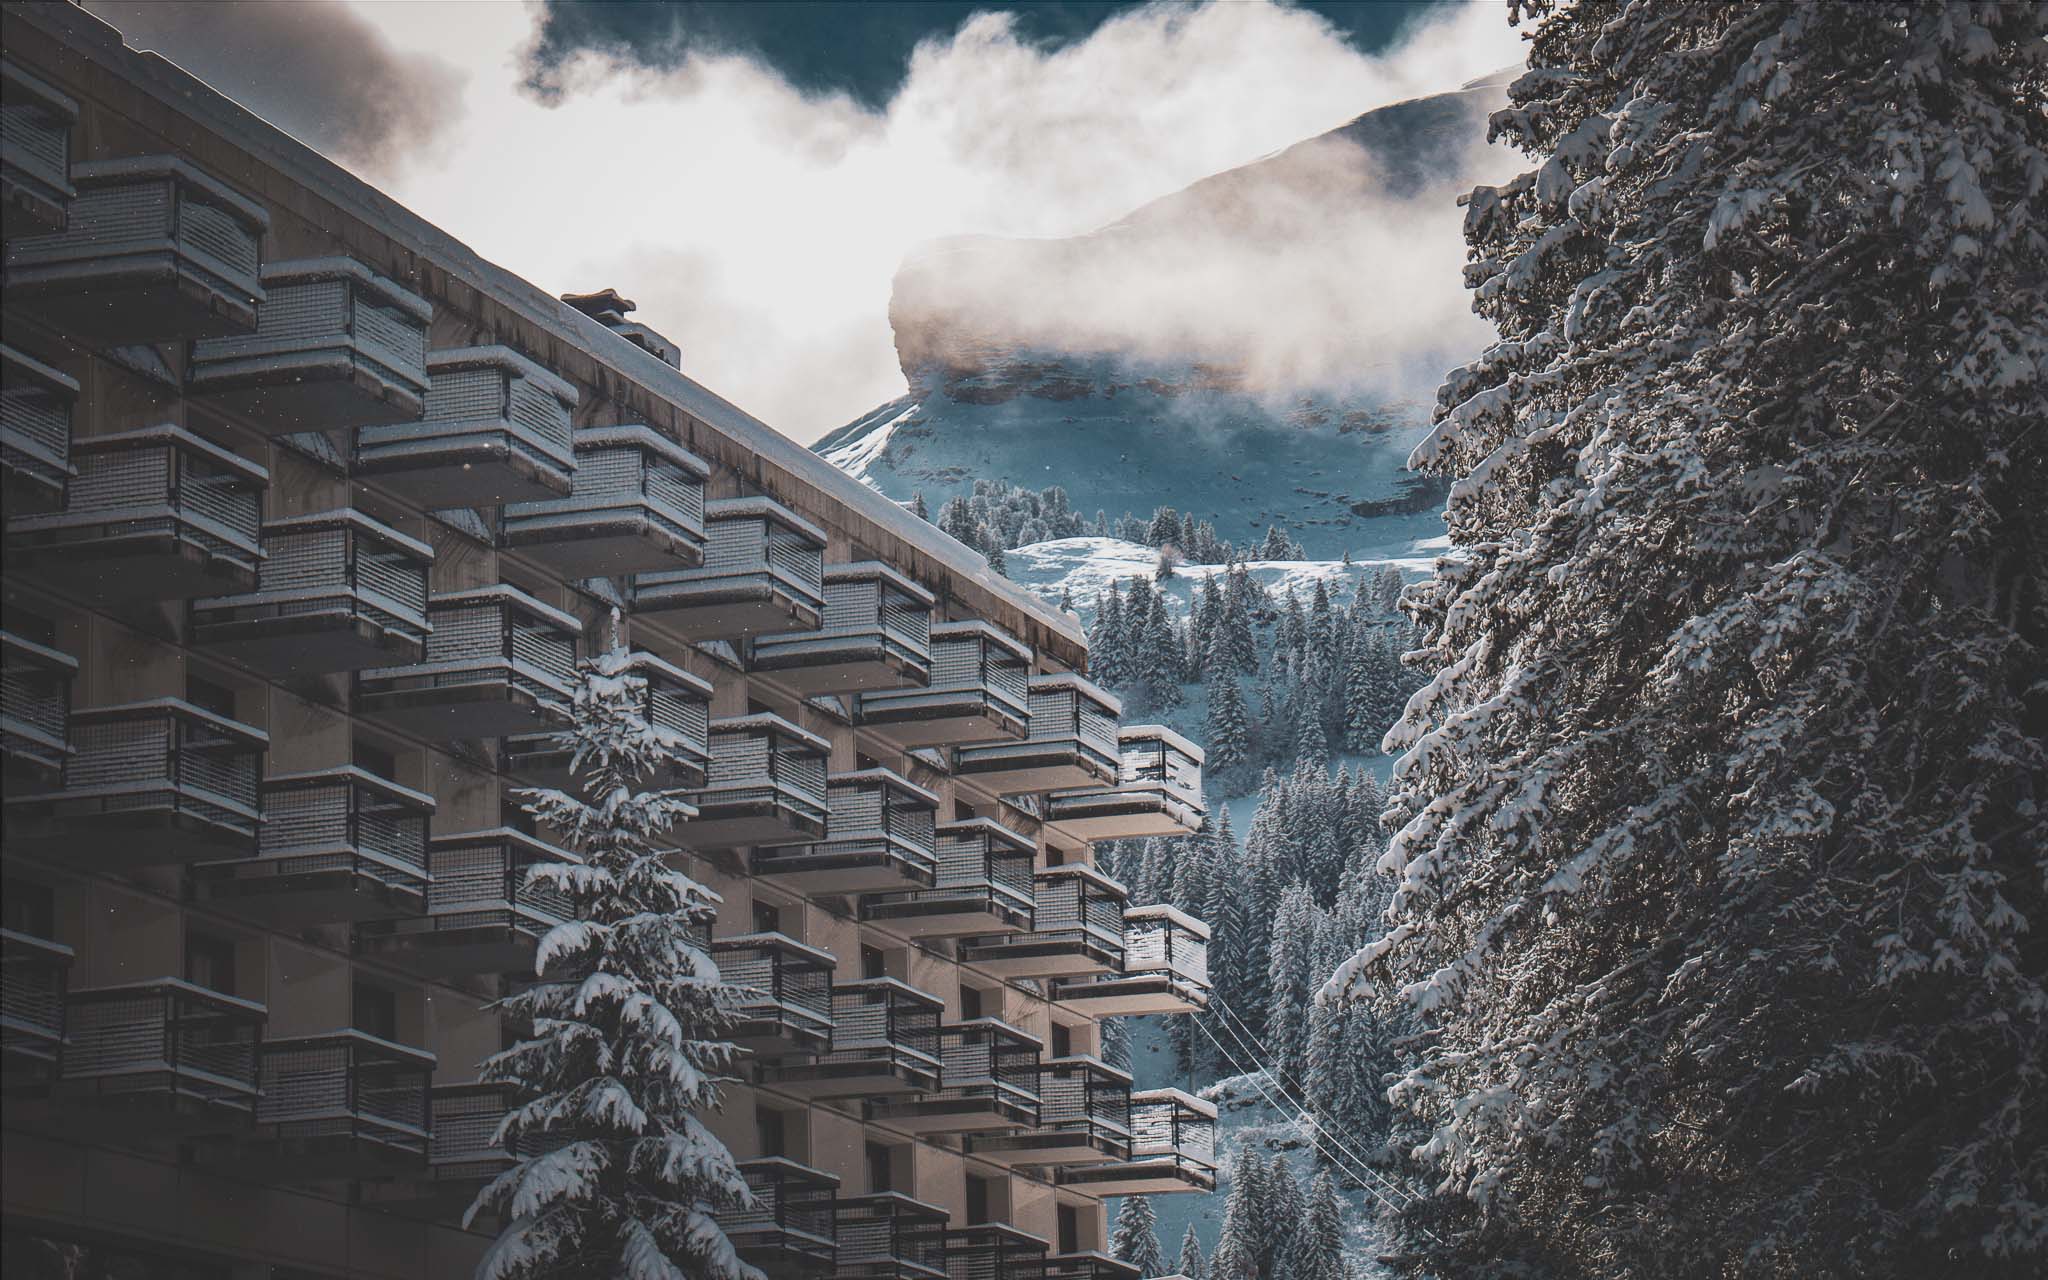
xmin=1203 ymin=677 xmax=1251 ymax=779
xmin=1290 ymin=1171 xmax=1346 ymax=1280
xmin=1176 ymin=1224 xmax=1208 ymax=1280
xmin=1208 ymin=1152 xmax=1264 ymax=1280
xmin=1110 ymin=1196 xmax=1167 ymax=1278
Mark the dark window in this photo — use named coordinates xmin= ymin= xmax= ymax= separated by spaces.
xmin=753 ymin=901 xmax=782 ymax=935
xmin=953 ymin=801 xmax=976 ymax=822
xmin=856 ymin=752 xmax=878 ymax=770
xmin=966 ymin=1175 xmax=991 ymax=1225
xmin=1057 ymin=1205 xmax=1081 ymax=1255
xmin=866 ymin=1142 xmax=893 ymax=1193
xmin=861 ymin=945 xmax=887 ymax=980
xmin=353 ymin=739 xmax=398 ymax=781
xmin=1046 ymin=845 xmax=1066 ymax=867
xmin=756 ymin=1108 xmax=787 ymax=1158
xmin=5 ymin=608 xmax=56 ymax=647
xmin=502 ymin=799 xmax=538 ymax=836
xmin=185 ymin=932 xmax=237 ymax=996
xmin=354 ymin=981 xmax=398 ymax=1041
xmin=186 ymin=673 xmax=237 ymax=719
xmin=960 ymin=985 xmax=983 ymax=1020
xmin=1050 ymin=1023 xmax=1071 ymax=1059
xmin=2 ymin=878 xmax=56 ymax=939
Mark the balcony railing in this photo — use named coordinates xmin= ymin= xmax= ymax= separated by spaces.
xmin=1044 ymin=726 xmax=1206 ymax=840
xmin=860 ymin=818 xmax=1035 ymax=938
xmin=761 ymin=978 xmax=942 ymax=1098
xmin=1056 ymin=1088 xmax=1218 ymax=1196
xmin=676 ymin=712 xmax=830 ymax=848
xmin=749 ymin=561 xmax=934 ymax=694
xmin=960 ymin=864 xmax=1127 ymax=979
xmin=1 ymin=154 xmax=268 ymax=342
xmin=56 ymin=978 xmax=264 ymax=1136
xmin=1038 ymin=1254 xmax=1142 ymax=1280
xmin=1 ymin=629 xmax=75 ymax=789
xmin=194 ymin=765 xmax=432 ymax=926
xmin=942 ymin=1224 xmax=1048 ymax=1280
xmin=357 ymin=827 xmax=581 ymax=978
xmin=750 ymin=768 xmax=939 ymax=895
xmin=1050 ymin=905 xmax=1211 ymax=1016
xmin=1 ymin=929 xmax=72 ymax=1089
xmin=427 ymin=1081 xmax=535 ymax=1184
xmin=832 ymin=1193 xmax=948 ymax=1280
xmin=953 ymin=673 xmax=1121 ymax=795
xmin=633 ymin=496 xmax=826 ymax=641
xmin=501 ymin=425 xmax=709 ymax=577
xmin=504 ymin=650 xmax=712 ymax=790
xmin=191 ymin=508 xmax=433 ymax=676
xmin=711 ymin=931 xmax=836 ymax=1059
xmin=238 ymin=1029 xmax=436 ymax=1181
xmin=4 ymin=698 xmax=265 ymax=867
xmin=855 ymin=621 xmax=1030 ymax=749
xmin=967 ymin=1055 xmax=1132 ymax=1168
xmin=868 ymin=1018 xmax=1040 ymax=1134
xmin=188 ymin=256 xmax=433 ymax=433
xmin=355 ymin=345 xmax=578 ymax=507
xmin=1 ymin=57 xmax=78 ymax=235
xmin=2 ymin=341 xmax=77 ymax=513
xmin=5 ymin=425 xmax=267 ymax=603
xmin=355 ymin=584 xmax=580 ymax=740
xmin=724 ymin=1157 xmax=840 ymax=1277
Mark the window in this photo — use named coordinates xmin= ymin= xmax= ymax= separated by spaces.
xmin=756 ymin=1108 xmax=787 ymax=1159
xmin=960 ymin=985 xmax=983 ymax=1020
xmin=1050 ymin=1022 xmax=1072 ymax=1059
xmin=953 ymin=801 xmax=976 ymax=822
xmin=353 ymin=738 xmax=398 ymax=781
xmin=186 ymin=672 xmax=237 ymax=719
xmin=502 ymin=798 xmax=538 ymax=836
xmin=861 ymin=945 xmax=887 ymax=980
xmin=1057 ymin=1205 xmax=1081 ymax=1255
xmin=866 ymin=1141 xmax=893 ymax=1193
xmin=966 ymin=1174 xmax=992 ymax=1225
xmin=353 ymin=980 xmax=398 ymax=1041
xmin=6 ymin=607 xmax=56 ymax=647
xmin=2 ymin=877 xmax=55 ymax=939
xmin=752 ymin=900 xmax=782 ymax=935
xmin=185 ymin=932 xmax=237 ymax=996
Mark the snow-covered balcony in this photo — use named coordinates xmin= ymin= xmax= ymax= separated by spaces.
xmin=187 ymin=257 xmax=432 ymax=433
xmin=859 ymin=818 xmax=1035 ymax=938
xmin=1048 ymin=905 xmax=1211 ymax=1017
xmin=503 ymin=650 xmax=712 ymax=791
xmin=953 ymin=673 xmax=1121 ymax=795
xmin=939 ymin=1223 xmax=1048 ymax=1280
xmin=354 ymin=585 xmax=580 ymax=740
xmin=2 ymin=342 xmax=78 ymax=514
xmin=356 ymin=827 xmax=581 ymax=978
xmin=55 ymin=978 xmax=264 ymax=1138
xmin=832 ymin=1193 xmax=948 ymax=1280
xmin=353 ymin=346 xmax=577 ymax=507
xmin=1043 ymin=726 xmax=1206 ymax=840
xmin=711 ymin=931 xmax=837 ymax=1060
xmin=233 ymin=1030 xmax=435 ymax=1182
xmin=1 ymin=928 xmax=72 ymax=1090
xmin=632 ymin=496 xmax=826 ymax=641
xmin=1 ymin=155 xmax=268 ymax=342
xmin=499 ymin=425 xmax=709 ymax=577
xmin=959 ymin=865 xmax=1127 ymax=979
xmin=749 ymin=561 xmax=934 ymax=694
xmin=749 ymin=768 xmax=939 ymax=895
xmin=966 ymin=1055 xmax=1132 ymax=1169
xmin=190 ymin=509 xmax=432 ymax=677
xmin=867 ymin=1017 xmax=1041 ymax=1134
xmin=194 ymin=765 xmax=431 ymax=926
xmin=761 ymin=977 xmax=943 ymax=1098
xmin=1 ymin=629 xmax=76 ymax=791
xmin=3 ymin=698 xmax=265 ymax=868
xmin=853 ymin=621 xmax=1030 ymax=749
xmin=675 ymin=713 xmax=830 ymax=848
xmin=5 ymin=425 xmax=267 ymax=604
xmin=1040 ymin=1255 xmax=1142 ymax=1280
xmin=724 ymin=1157 xmax=841 ymax=1277
xmin=1 ymin=58 xmax=78 ymax=235
xmin=1056 ymin=1088 xmax=1217 ymax=1196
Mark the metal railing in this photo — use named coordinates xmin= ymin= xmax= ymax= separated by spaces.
xmin=856 ymin=621 xmax=1030 ymax=732
xmin=500 ymin=425 xmax=708 ymax=561
xmin=1 ymin=341 xmax=76 ymax=504
xmin=357 ymin=585 xmax=579 ymax=713
xmin=925 ymin=1018 xmax=1042 ymax=1123
xmin=632 ymin=496 xmax=825 ymax=615
xmin=504 ymin=650 xmax=711 ymax=786
xmin=711 ymin=932 xmax=836 ymax=1047
xmin=1 ymin=928 xmax=72 ymax=1072
xmin=1129 ymin=1089 xmax=1218 ymax=1168
xmin=750 ymin=768 xmax=938 ymax=884
xmin=941 ymin=1224 xmax=1049 ymax=1280
xmin=255 ymin=1029 xmax=435 ymax=1155
xmin=192 ymin=509 xmax=432 ymax=653
xmin=1122 ymin=906 xmax=1210 ymax=986
xmin=1 ymin=629 xmax=75 ymax=778
xmin=833 ymin=1193 xmax=948 ymax=1280
xmin=354 ymin=345 xmax=578 ymax=498
xmin=1034 ymin=1055 xmax=1133 ymax=1153
xmin=861 ymin=819 xmax=1035 ymax=927
xmin=253 ymin=764 xmax=432 ymax=892
xmin=724 ymin=1157 xmax=840 ymax=1267
xmin=692 ymin=713 xmax=830 ymax=829
xmin=10 ymin=698 xmax=265 ymax=847
xmin=750 ymin=561 xmax=933 ymax=676
xmin=60 ymin=978 xmax=264 ymax=1115
xmin=809 ymin=978 xmax=941 ymax=1083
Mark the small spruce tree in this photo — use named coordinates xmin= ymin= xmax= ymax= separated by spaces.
xmin=1110 ymin=1196 xmax=1167 ymax=1278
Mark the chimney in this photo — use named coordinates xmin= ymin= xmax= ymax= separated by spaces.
xmin=561 ymin=287 xmax=681 ymax=369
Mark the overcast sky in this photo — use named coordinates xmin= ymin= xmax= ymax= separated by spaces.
xmin=86 ymin=0 xmax=1522 ymax=442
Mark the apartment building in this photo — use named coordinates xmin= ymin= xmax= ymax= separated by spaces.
xmin=0 ymin=5 xmax=1216 ymax=1277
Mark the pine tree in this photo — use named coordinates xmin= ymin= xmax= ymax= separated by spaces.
xmin=472 ymin=643 xmax=754 ymax=1280
xmin=910 ymin=491 xmax=928 ymax=521
xmin=1204 ymin=677 xmax=1251 ymax=777
xmin=1176 ymin=1224 xmax=1207 ymax=1280
xmin=1266 ymin=885 xmax=1317 ymax=1081
xmin=1261 ymin=1160 xmax=1302 ymax=1280
xmin=1142 ymin=601 xmax=1182 ymax=709
xmin=1293 ymin=714 xmax=1327 ymax=772
xmin=1100 ymin=1014 xmax=1132 ymax=1074
xmin=1290 ymin=1171 xmax=1346 ymax=1280
xmin=936 ymin=495 xmax=978 ymax=546
xmin=1209 ymin=1153 xmax=1264 ymax=1280
xmin=1110 ymin=1196 xmax=1167 ymax=1278
xmin=1094 ymin=583 xmax=1127 ymax=688
xmin=1259 ymin=525 xmax=1294 ymax=561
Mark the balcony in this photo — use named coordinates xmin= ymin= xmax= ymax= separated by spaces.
xmin=1 ymin=629 xmax=75 ymax=790
xmin=2 ymin=154 xmax=268 ymax=343
xmin=761 ymin=978 xmax=941 ymax=1098
xmin=1 ymin=58 xmax=77 ymax=235
xmin=187 ymin=257 xmax=432 ymax=433
xmin=191 ymin=509 xmax=432 ymax=676
xmin=854 ymin=621 xmax=1029 ymax=749
xmin=357 ymin=827 xmax=581 ymax=978
xmin=194 ymin=766 xmax=432 ymax=927
xmin=867 ymin=1018 xmax=1040 ymax=1134
xmin=966 ymin=1055 xmax=1132 ymax=1169
xmin=724 ymin=1157 xmax=840 ymax=1277
xmin=711 ymin=932 xmax=836 ymax=1060
xmin=953 ymin=673 xmax=1121 ymax=795
xmin=959 ymin=866 xmax=1127 ymax=979
xmin=632 ymin=496 xmax=825 ymax=641
xmin=675 ymin=713 xmax=830 ymax=848
xmin=354 ymin=346 xmax=577 ymax=507
xmin=1049 ymin=905 xmax=1212 ymax=1017
xmin=832 ymin=1193 xmax=947 ymax=1280
xmin=1040 ymin=1254 xmax=1141 ymax=1280
xmin=5 ymin=425 xmax=267 ymax=603
xmin=749 ymin=561 xmax=934 ymax=695
xmin=3 ymin=698 xmax=264 ymax=867
xmin=749 ymin=768 xmax=938 ymax=895
xmin=1 ymin=929 xmax=72 ymax=1091
xmin=941 ymin=1224 xmax=1048 ymax=1280
xmin=55 ymin=978 xmax=264 ymax=1137
xmin=500 ymin=425 xmax=708 ymax=577
xmin=860 ymin=819 xmax=1035 ymax=939
xmin=503 ymin=650 xmax=712 ymax=790
xmin=2 ymin=341 xmax=77 ymax=513
xmin=1044 ymin=726 xmax=1206 ymax=840
xmin=232 ymin=1030 xmax=435 ymax=1181
xmin=355 ymin=585 xmax=580 ymax=740
xmin=1056 ymin=1088 xmax=1218 ymax=1195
